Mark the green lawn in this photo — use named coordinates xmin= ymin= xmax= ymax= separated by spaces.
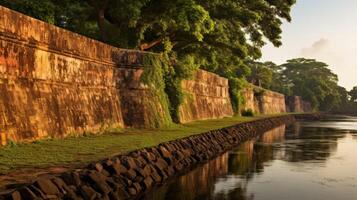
xmin=0 ymin=114 xmax=284 ymax=174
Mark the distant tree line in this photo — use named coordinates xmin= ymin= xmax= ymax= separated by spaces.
xmin=335 ymin=86 xmax=357 ymax=115
xmin=246 ymin=58 xmax=357 ymax=113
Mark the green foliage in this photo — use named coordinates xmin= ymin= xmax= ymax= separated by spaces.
xmin=141 ymin=53 xmax=199 ymax=125
xmin=6 ymin=140 xmax=17 ymax=148
xmin=1 ymin=0 xmax=56 ymax=23
xmin=334 ymin=86 xmax=357 ymax=115
xmin=246 ymin=60 xmax=273 ymax=88
xmin=280 ymin=58 xmax=341 ymax=111
xmin=245 ymin=58 xmax=344 ymax=112
xmin=163 ymin=54 xmax=199 ymax=122
xmin=253 ymin=86 xmax=266 ymax=97
xmin=141 ymin=53 xmax=173 ymax=127
xmin=349 ymin=86 xmax=357 ymax=102
xmin=0 ymin=0 xmax=99 ymax=38
xmin=245 ymin=60 xmax=290 ymax=95
xmin=241 ymin=109 xmax=254 ymax=117
xmin=228 ymin=78 xmax=248 ymax=114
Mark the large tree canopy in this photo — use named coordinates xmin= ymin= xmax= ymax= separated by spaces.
xmin=1 ymin=0 xmax=295 ymax=62
xmin=266 ymin=58 xmax=341 ymax=111
xmin=245 ymin=58 xmax=343 ymax=111
xmin=245 ymin=60 xmax=273 ymax=88
xmin=349 ymin=87 xmax=357 ymax=102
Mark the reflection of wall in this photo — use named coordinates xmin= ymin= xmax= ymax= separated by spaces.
xmin=179 ymin=70 xmax=234 ymax=123
xmin=290 ymin=122 xmax=302 ymax=137
xmin=177 ymin=153 xmax=229 ymax=199
xmin=260 ymin=125 xmax=286 ymax=143
xmin=228 ymin=125 xmax=286 ymax=177
xmin=241 ymin=86 xmax=286 ymax=114
xmin=147 ymin=153 xmax=229 ymax=200
xmin=229 ymin=141 xmax=254 ymax=175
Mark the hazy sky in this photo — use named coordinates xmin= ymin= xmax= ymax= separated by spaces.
xmin=261 ymin=0 xmax=357 ymax=90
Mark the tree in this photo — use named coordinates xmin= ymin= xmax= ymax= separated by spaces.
xmin=332 ymin=86 xmax=357 ymax=114
xmin=246 ymin=60 xmax=273 ymax=88
xmin=0 ymin=0 xmax=99 ymax=39
xmin=265 ymin=61 xmax=291 ymax=95
xmin=0 ymin=0 xmax=57 ymax=23
xmin=279 ymin=58 xmax=341 ymax=111
xmin=349 ymin=87 xmax=357 ymax=102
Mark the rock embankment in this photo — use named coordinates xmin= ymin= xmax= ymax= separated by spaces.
xmin=1 ymin=115 xmax=305 ymax=200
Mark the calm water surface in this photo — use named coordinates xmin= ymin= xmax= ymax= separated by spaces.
xmin=143 ymin=116 xmax=357 ymax=200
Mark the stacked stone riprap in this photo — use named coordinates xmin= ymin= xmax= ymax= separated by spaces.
xmin=0 ymin=115 xmax=297 ymax=200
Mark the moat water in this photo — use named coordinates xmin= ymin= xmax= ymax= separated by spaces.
xmin=143 ymin=116 xmax=357 ymax=200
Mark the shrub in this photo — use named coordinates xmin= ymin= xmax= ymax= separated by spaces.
xmin=241 ymin=108 xmax=254 ymax=117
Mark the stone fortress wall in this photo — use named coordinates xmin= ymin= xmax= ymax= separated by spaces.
xmin=0 ymin=6 xmax=234 ymax=144
xmin=178 ymin=70 xmax=234 ymax=123
xmin=240 ymin=86 xmax=286 ymax=114
xmin=0 ymin=6 xmax=171 ymax=143
xmin=241 ymin=85 xmax=312 ymax=115
xmin=0 ymin=6 xmax=311 ymax=144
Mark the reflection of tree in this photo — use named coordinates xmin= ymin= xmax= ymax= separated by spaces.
xmin=228 ymin=141 xmax=254 ymax=176
xmin=213 ymin=183 xmax=254 ymax=200
xmin=145 ymin=126 xmax=286 ymax=200
xmin=352 ymin=133 xmax=357 ymax=141
xmin=228 ymin=126 xmax=285 ymax=178
xmin=260 ymin=126 xmax=286 ymax=143
xmin=282 ymin=126 xmax=343 ymax=162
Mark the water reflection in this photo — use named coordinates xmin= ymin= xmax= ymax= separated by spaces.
xmin=145 ymin=153 xmax=229 ymax=200
xmin=144 ymin=116 xmax=357 ymax=200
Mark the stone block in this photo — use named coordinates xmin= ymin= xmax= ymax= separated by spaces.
xmin=34 ymin=178 xmax=60 ymax=195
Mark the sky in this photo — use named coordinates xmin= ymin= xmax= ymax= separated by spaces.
xmin=261 ymin=0 xmax=357 ymax=90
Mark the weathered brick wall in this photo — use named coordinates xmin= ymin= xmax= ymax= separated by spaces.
xmin=0 ymin=6 xmax=171 ymax=144
xmin=241 ymin=86 xmax=286 ymax=114
xmin=286 ymin=96 xmax=312 ymax=113
xmin=115 ymin=68 xmax=171 ymax=128
xmin=178 ymin=70 xmax=234 ymax=123
xmin=0 ymin=6 xmax=310 ymax=145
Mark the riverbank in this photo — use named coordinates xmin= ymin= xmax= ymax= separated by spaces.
xmin=0 ymin=114 xmax=284 ymax=191
xmin=0 ymin=114 xmax=319 ymax=199
xmin=0 ymin=115 xmax=276 ymax=174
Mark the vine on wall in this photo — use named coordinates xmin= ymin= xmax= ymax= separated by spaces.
xmin=141 ymin=52 xmax=249 ymax=125
xmin=141 ymin=53 xmax=199 ymax=125
xmin=141 ymin=53 xmax=173 ymax=127
xmin=228 ymin=77 xmax=247 ymax=114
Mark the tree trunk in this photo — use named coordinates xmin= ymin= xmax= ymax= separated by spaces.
xmin=97 ymin=7 xmax=107 ymax=41
xmin=139 ymin=33 xmax=176 ymax=51
xmin=88 ymin=0 xmax=108 ymax=41
xmin=139 ymin=39 xmax=162 ymax=51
